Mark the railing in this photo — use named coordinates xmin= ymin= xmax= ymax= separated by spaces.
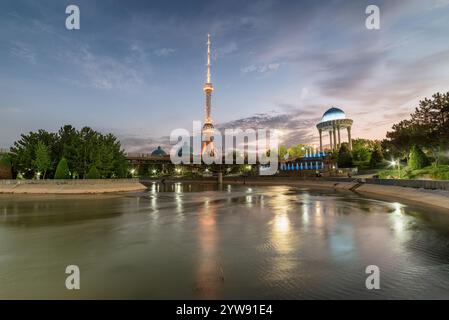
xmin=0 ymin=148 xmax=9 ymax=154
xmin=126 ymin=153 xmax=152 ymax=158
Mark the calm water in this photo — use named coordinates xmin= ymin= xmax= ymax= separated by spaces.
xmin=1 ymin=183 xmax=449 ymax=299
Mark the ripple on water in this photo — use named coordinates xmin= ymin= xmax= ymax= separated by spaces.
xmin=1 ymin=184 xmax=449 ymax=299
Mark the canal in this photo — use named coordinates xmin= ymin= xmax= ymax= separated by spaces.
xmin=1 ymin=183 xmax=449 ymax=299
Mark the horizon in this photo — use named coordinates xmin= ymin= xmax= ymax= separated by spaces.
xmin=1 ymin=0 xmax=449 ymax=153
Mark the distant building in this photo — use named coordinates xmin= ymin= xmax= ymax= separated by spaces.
xmin=279 ymin=107 xmax=355 ymax=176
xmin=126 ymin=147 xmax=170 ymax=173
xmin=316 ymin=107 xmax=353 ymax=151
xmin=279 ymin=148 xmax=331 ymax=175
xmin=151 ymin=146 xmax=167 ymax=157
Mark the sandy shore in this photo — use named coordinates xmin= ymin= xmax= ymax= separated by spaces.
xmin=0 ymin=180 xmax=147 ymax=194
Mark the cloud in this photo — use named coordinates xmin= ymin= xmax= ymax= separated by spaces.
xmin=216 ymin=41 xmax=238 ymax=58
xmin=216 ymin=109 xmax=320 ymax=147
xmin=241 ymin=62 xmax=280 ymax=74
xmin=9 ymin=41 xmax=36 ymax=64
xmin=430 ymin=0 xmax=449 ymax=9
xmin=153 ymin=48 xmax=176 ymax=57
xmin=0 ymin=107 xmax=23 ymax=114
xmin=60 ymin=46 xmax=145 ymax=90
xmin=120 ymin=108 xmax=321 ymax=153
xmin=119 ymin=135 xmax=171 ymax=153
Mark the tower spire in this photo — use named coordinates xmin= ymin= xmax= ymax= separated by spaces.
xmin=203 ymin=34 xmax=214 ymax=122
xmin=206 ymin=33 xmax=211 ymax=83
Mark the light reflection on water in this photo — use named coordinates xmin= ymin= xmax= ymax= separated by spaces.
xmin=0 ymin=183 xmax=449 ymax=299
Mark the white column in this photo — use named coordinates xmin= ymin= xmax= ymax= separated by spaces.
xmin=319 ymin=129 xmax=323 ymax=152
xmin=347 ymin=126 xmax=352 ymax=151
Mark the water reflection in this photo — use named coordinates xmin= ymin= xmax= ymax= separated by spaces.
xmin=1 ymin=184 xmax=449 ymax=299
xmin=195 ymin=197 xmax=222 ymax=298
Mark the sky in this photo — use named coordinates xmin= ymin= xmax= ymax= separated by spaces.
xmin=1 ymin=0 xmax=449 ymax=152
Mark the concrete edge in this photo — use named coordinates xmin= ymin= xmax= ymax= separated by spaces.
xmin=227 ymin=179 xmax=449 ymax=210
xmin=2 ymin=178 xmax=449 ymax=211
xmin=0 ymin=182 xmax=147 ymax=194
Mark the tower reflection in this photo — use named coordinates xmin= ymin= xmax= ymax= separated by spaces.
xmin=194 ymin=198 xmax=223 ymax=298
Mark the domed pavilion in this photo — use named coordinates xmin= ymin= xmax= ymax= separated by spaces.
xmin=316 ymin=107 xmax=353 ymax=151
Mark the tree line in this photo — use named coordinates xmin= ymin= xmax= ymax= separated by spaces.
xmin=7 ymin=125 xmax=129 ymax=179
xmin=383 ymin=92 xmax=449 ymax=165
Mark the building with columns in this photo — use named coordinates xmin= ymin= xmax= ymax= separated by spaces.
xmin=316 ymin=107 xmax=353 ymax=152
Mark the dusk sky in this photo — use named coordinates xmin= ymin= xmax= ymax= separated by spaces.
xmin=1 ymin=0 xmax=449 ymax=152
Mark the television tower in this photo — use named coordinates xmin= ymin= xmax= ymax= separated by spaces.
xmin=201 ymin=34 xmax=216 ymax=157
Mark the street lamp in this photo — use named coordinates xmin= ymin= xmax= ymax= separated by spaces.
xmin=389 ymin=160 xmax=400 ymax=178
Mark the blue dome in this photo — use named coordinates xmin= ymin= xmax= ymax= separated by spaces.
xmin=320 ymin=107 xmax=346 ymax=122
xmin=151 ymin=146 xmax=167 ymax=157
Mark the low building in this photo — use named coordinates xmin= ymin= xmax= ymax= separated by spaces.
xmin=279 ymin=150 xmax=332 ymax=176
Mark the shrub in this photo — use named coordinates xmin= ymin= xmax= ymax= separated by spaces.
xmin=54 ymin=158 xmax=71 ymax=179
xmin=408 ymin=145 xmax=430 ymax=170
xmin=86 ymin=166 xmax=100 ymax=179
xmin=431 ymin=165 xmax=449 ymax=180
xmin=337 ymin=144 xmax=353 ymax=168
xmin=369 ymin=146 xmax=384 ymax=168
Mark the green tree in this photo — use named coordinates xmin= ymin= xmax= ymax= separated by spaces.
xmin=0 ymin=154 xmax=13 ymax=179
xmin=58 ymin=125 xmax=81 ymax=176
xmin=33 ymin=141 xmax=51 ymax=179
xmin=10 ymin=130 xmax=59 ymax=178
xmin=287 ymin=144 xmax=307 ymax=158
xmin=386 ymin=92 xmax=449 ymax=164
xmin=54 ymin=158 xmax=71 ymax=179
xmin=352 ymin=139 xmax=373 ymax=162
xmin=279 ymin=145 xmax=288 ymax=159
xmin=337 ymin=143 xmax=353 ymax=168
xmin=86 ymin=165 xmax=100 ymax=179
xmin=408 ymin=145 xmax=430 ymax=170
xmin=369 ymin=145 xmax=384 ymax=168
xmin=10 ymin=125 xmax=129 ymax=179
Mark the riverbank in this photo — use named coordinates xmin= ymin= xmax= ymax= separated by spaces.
xmin=142 ymin=177 xmax=449 ymax=211
xmin=233 ymin=178 xmax=449 ymax=211
xmin=0 ymin=179 xmax=147 ymax=194
xmin=2 ymin=177 xmax=449 ymax=211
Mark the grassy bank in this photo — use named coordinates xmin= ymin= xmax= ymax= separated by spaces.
xmin=378 ymin=165 xmax=449 ymax=180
